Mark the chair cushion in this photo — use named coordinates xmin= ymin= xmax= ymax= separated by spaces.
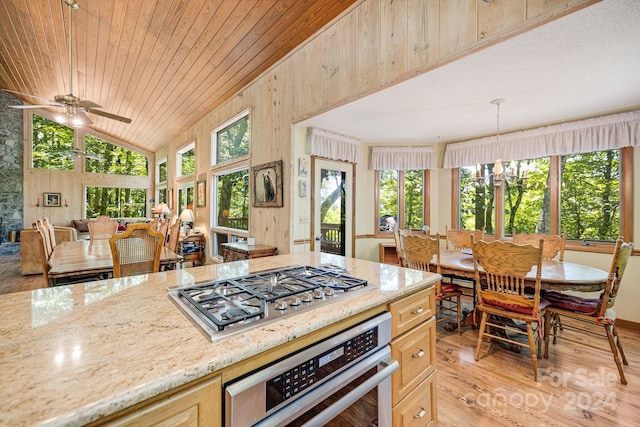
xmin=117 ymin=224 xmax=127 ymax=231
xmin=543 ymin=291 xmax=599 ymax=314
xmin=482 ymin=299 xmax=536 ymax=315
xmin=441 ymin=283 xmax=461 ymax=294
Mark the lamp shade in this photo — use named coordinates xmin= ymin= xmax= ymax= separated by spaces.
xmin=152 ymin=203 xmax=171 ymax=215
xmin=179 ymin=208 xmax=194 ymax=223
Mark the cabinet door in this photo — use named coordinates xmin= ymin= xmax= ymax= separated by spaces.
xmin=109 ymin=377 xmax=221 ymax=427
xmin=392 ymin=372 xmax=437 ymax=427
xmin=391 ymin=317 xmax=436 ymax=405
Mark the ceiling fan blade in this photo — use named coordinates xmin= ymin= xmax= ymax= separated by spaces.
xmin=86 ymin=108 xmax=132 ymax=124
xmin=78 ymin=99 xmax=102 ymax=109
xmin=1 ymin=89 xmax=59 ymax=104
xmin=9 ymin=104 xmax=60 ymax=109
xmin=75 ymin=110 xmax=93 ymax=125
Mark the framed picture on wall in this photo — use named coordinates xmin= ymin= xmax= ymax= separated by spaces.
xmin=196 ymin=180 xmax=206 ymax=208
xmin=252 ymin=160 xmax=283 ymax=207
xmin=44 ymin=192 xmax=61 ymax=207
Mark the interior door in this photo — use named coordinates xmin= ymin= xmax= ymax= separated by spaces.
xmin=312 ymin=158 xmax=353 ymax=257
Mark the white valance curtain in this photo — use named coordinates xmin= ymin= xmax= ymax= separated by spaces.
xmin=370 ymin=146 xmax=436 ymax=170
xmin=443 ymin=111 xmax=640 ymax=169
xmin=309 ymin=127 xmax=362 ymax=164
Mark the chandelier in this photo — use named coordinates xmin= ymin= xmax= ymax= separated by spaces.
xmin=474 ymin=98 xmax=527 ymax=187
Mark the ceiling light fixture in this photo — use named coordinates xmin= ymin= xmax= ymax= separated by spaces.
xmin=474 ymin=98 xmax=527 ymax=187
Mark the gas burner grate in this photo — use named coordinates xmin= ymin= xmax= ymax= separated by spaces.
xmin=178 ymin=283 xmax=266 ymax=330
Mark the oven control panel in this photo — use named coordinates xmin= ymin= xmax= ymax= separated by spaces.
xmin=266 ymin=326 xmax=378 ymax=410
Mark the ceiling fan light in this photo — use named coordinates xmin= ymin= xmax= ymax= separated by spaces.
xmin=56 ymin=114 xmax=68 ymax=124
xmin=71 ymin=114 xmax=85 ymax=127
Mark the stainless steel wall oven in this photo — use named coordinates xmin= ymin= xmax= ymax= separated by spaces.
xmin=224 ymin=312 xmax=398 ymax=426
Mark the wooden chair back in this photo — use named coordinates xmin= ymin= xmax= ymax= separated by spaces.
xmin=599 ymin=237 xmax=633 ymax=316
xmin=513 ymin=230 xmax=566 ymax=261
xmin=400 ymin=233 xmax=440 ymax=273
xmin=472 ymin=237 xmax=544 ymax=313
xmin=109 ymin=223 xmax=164 ymax=278
xmin=33 ymin=226 xmax=52 ymax=287
xmin=446 ymin=226 xmax=484 ymax=251
xmin=393 ymin=229 xmax=413 ymax=267
xmin=33 ymin=219 xmax=55 ymax=257
xmin=158 ymin=219 xmax=170 ymax=241
xmin=88 ymin=216 xmax=118 ymax=241
xmin=165 ymin=219 xmax=181 ymax=252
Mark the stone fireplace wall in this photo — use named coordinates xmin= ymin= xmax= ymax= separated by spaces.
xmin=0 ymin=91 xmax=24 ymax=243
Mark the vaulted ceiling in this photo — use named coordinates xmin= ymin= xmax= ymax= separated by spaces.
xmin=0 ymin=0 xmax=356 ymax=152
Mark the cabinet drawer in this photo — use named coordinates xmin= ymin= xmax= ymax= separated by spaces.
xmin=390 ymin=317 xmax=436 ymax=405
xmin=392 ymin=371 xmax=437 ymax=427
xmin=388 ymin=287 xmax=435 ymax=337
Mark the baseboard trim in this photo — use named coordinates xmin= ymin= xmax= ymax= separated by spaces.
xmin=617 ymin=318 xmax=640 ymax=331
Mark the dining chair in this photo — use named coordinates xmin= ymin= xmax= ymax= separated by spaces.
xmin=34 ymin=218 xmax=56 ymax=257
xmin=33 ymin=226 xmax=53 ymax=287
xmin=513 ymin=230 xmax=566 ymax=261
xmin=399 ymin=232 xmax=462 ymax=334
xmin=158 ymin=218 xmax=170 ymax=242
xmin=543 ymin=236 xmax=633 ymax=384
xmin=88 ymin=215 xmax=118 ymax=241
xmin=393 ymin=229 xmax=409 ymax=267
xmin=472 ymin=236 xmax=545 ymax=381
xmin=445 ymin=226 xmax=485 ymax=251
xmin=109 ymin=223 xmax=165 ymax=278
xmin=163 ymin=219 xmax=182 ymax=270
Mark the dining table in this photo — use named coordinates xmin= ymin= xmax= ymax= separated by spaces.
xmin=438 ymin=250 xmax=609 ymax=292
xmin=48 ymin=239 xmax=183 ymax=285
xmin=436 ymin=250 xmax=609 ymax=338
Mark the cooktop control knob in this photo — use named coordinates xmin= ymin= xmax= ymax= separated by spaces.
xmin=324 ymin=287 xmax=335 ymax=296
xmin=275 ymin=299 xmax=288 ymax=310
xmin=301 ymin=292 xmax=313 ymax=303
xmin=312 ymin=289 xmax=325 ymax=299
xmin=289 ymin=296 xmax=301 ymax=306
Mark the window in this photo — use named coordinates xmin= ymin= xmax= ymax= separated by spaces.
xmin=157 ymin=187 xmax=167 ymax=204
xmin=157 ymin=159 xmax=167 ymax=183
xmin=177 ymin=182 xmax=194 ymax=214
xmin=86 ymin=187 xmax=147 ymax=218
xmin=376 ymin=169 xmax=427 ymax=234
xmin=32 ymin=114 xmax=74 ymax=170
xmin=561 ymin=150 xmax=620 ymax=240
xmin=177 ymin=142 xmax=195 ymax=177
xmin=212 ymin=112 xmax=249 ymax=165
xmin=85 ymin=134 xmax=148 ymax=176
xmin=210 ymin=112 xmax=251 ymax=258
xmin=456 ymin=148 xmax=628 ymax=245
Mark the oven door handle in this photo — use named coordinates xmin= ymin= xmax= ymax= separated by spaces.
xmin=301 ymin=356 xmax=399 ymax=427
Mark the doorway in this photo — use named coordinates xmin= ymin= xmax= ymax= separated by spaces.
xmin=312 ymin=158 xmax=353 ymax=257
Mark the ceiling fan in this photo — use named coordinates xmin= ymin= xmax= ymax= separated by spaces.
xmin=4 ymin=0 xmax=131 ymax=126
xmin=68 ymin=146 xmax=102 ymax=161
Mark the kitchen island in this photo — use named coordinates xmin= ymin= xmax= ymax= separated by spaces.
xmin=0 ymin=252 xmax=439 ymax=426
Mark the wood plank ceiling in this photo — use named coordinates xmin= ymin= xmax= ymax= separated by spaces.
xmin=0 ymin=0 xmax=357 ymax=152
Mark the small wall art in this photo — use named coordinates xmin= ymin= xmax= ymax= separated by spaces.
xmin=252 ymin=160 xmax=283 ymax=207
xmin=299 ymin=180 xmax=308 ymax=198
xmin=44 ymin=192 xmax=61 ymax=207
xmin=196 ymin=180 xmax=206 ymax=208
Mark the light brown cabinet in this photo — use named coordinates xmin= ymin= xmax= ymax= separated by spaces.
xmin=103 ymin=376 xmax=221 ymax=427
xmin=388 ymin=287 xmax=437 ymax=426
xmin=222 ymin=242 xmax=277 ymax=262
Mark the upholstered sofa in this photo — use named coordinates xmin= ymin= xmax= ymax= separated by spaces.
xmin=20 ymin=226 xmax=78 ymax=275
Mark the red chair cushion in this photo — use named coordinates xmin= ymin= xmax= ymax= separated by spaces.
xmin=543 ymin=291 xmax=599 ymax=314
xmin=482 ymin=299 xmax=539 ymax=315
xmin=441 ymin=283 xmax=461 ymax=294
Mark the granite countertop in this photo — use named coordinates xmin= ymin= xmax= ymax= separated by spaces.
xmin=0 ymin=252 xmax=439 ymax=426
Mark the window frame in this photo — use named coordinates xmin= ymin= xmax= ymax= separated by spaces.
xmin=176 ymin=141 xmax=195 ymax=178
xmin=209 ymin=110 xmax=252 ymax=259
xmin=452 ymin=147 xmax=632 ymax=253
xmin=374 ymin=169 xmax=430 ymax=238
xmin=156 ymin=158 xmax=167 ymax=184
xmin=211 ymin=110 xmax=250 ymax=167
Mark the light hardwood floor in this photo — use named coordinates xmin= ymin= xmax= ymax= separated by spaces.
xmin=1 ymin=255 xmax=637 ymax=426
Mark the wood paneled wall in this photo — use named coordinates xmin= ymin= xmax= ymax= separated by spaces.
xmin=162 ymin=0 xmax=599 ymax=258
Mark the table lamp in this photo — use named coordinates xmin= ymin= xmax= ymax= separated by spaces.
xmin=179 ymin=208 xmax=195 ymax=234
xmin=152 ymin=203 xmax=171 ymax=218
